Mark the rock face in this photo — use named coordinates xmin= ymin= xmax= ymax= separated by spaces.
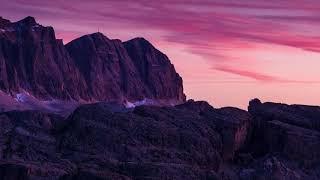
xmin=176 ymin=100 xmax=252 ymax=161
xmin=124 ymin=38 xmax=185 ymax=102
xmin=0 ymin=99 xmax=320 ymax=179
xmin=65 ymin=33 xmax=143 ymax=102
xmin=66 ymin=34 xmax=185 ymax=103
xmin=0 ymin=110 xmax=72 ymax=179
xmin=0 ymin=16 xmax=87 ymax=100
xmin=0 ymin=16 xmax=185 ymax=111
xmin=248 ymin=99 xmax=320 ymax=166
xmin=59 ymin=102 xmax=224 ymax=179
xmin=0 ymin=100 xmax=253 ymax=179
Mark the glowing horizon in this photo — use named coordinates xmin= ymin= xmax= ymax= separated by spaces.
xmin=2 ymin=0 xmax=320 ymax=109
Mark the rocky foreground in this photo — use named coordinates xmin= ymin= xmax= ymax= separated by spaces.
xmin=0 ymin=99 xmax=319 ymax=180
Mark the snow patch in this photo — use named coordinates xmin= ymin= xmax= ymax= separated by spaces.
xmin=15 ymin=93 xmax=28 ymax=103
xmin=2 ymin=27 xmax=15 ymax=32
xmin=12 ymin=91 xmax=80 ymax=116
xmin=124 ymin=101 xmax=135 ymax=108
xmin=124 ymin=99 xmax=149 ymax=108
xmin=124 ymin=98 xmax=182 ymax=108
xmin=124 ymin=98 xmax=160 ymax=108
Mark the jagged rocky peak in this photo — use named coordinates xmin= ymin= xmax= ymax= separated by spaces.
xmin=0 ymin=17 xmax=11 ymax=27
xmin=125 ymin=37 xmax=154 ymax=48
xmin=76 ymin=32 xmax=108 ymax=42
xmin=0 ymin=16 xmax=185 ymax=113
xmin=16 ymin=16 xmax=37 ymax=26
xmin=124 ymin=37 xmax=186 ymax=102
xmin=66 ymin=32 xmax=185 ymax=104
xmin=66 ymin=32 xmax=146 ymax=102
xmin=0 ymin=16 xmax=55 ymax=40
xmin=0 ymin=16 xmax=87 ymax=102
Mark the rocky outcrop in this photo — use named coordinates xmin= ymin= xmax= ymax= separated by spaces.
xmin=265 ymin=120 xmax=320 ymax=166
xmin=0 ymin=16 xmax=185 ymax=111
xmin=249 ymin=98 xmax=320 ymax=131
xmin=239 ymin=156 xmax=313 ymax=180
xmin=0 ymin=99 xmax=320 ymax=179
xmin=248 ymin=99 xmax=320 ymax=167
xmin=177 ymin=100 xmax=252 ymax=161
xmin=65 ymin=33 xmax=144 ymax=102
xmin=0 ymin=110 xmax=73 ymax=179
xmin=124 ymin=38 xmax=185 ymax=102
xmin=0 ymin=100 xmax=253 ymax=179
xmin=65 ymin=33 xmax=185 ymax=104
xmin=0 ymin=16 xmax=88 ymax=100
xmin=58 ymin=102 xmax=224 ymax=178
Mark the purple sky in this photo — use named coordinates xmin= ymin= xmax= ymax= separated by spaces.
xmin=1 ymin=0 xmax=320 ymax=108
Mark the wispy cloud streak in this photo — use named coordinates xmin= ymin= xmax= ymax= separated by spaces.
xmin=1 ymin=0 xmax=320 ymax=83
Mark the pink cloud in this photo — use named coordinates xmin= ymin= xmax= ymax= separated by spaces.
xmin=214 ymin=65 xmax=320 ymax=84
xmin=2 ymin=0 xmax=320 ymax=53
xmin=214 ymin=66 xmax=283 ymax=82
xmin=2 ymin=1 xmax=320 ymax=68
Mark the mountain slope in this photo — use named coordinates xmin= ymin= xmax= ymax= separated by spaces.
xmin=0 ymin=17 xmax=185 ymax=113
xmin=0 ymin=16 xmax=88 ymax=101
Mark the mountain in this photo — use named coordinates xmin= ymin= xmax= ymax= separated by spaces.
xmin=0 ymin=17 xmax=185 ymax=114
xmin=0 ymin=16 xmax=87 ymax=100
xmin=66 ymin=33 xmax=185 ymax=104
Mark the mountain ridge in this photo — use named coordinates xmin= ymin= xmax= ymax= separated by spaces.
xmin=0 ymin=16 xmax=185 ymax=114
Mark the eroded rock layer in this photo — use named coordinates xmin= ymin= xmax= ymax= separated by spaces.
xmin=0 ymin=17 xmax=185 ymax=109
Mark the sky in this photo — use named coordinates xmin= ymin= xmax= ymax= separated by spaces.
xmin=1 ymin=0 xmax=320 ymax=109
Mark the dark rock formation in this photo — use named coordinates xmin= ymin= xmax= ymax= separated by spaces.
xmin=0 ymin=99 xmax=320 ymax=179
xmin=124 ymin=38 xmax=185 ymax=102
xmin=0 ymin=16 xmax=88 ymax=100
xmin=177 ymin=100 xmax=252 ymax=161
xmin=58 ymin=102 xmax=224 ymax=179
xmin=0 ymin=110 xmax=73 ymax=179
xmin=65 ymin=33 xmax=185 ymax=104
xmin=0 ymin=163 xmax=29 ymax=180
xmin=0 ymin=16 xmax=185 ymax=112
xmin=0 ymin=100 xmax=253 ymax=179
xmin=0 ymin=17 xmax=10 ymax=28
xmin=248 ymin=99 xmax=320 ymax=167
xmin=239 ymin=156 xmax=311 ymax=180
xmin=65 ymin=33 xmax=144 ymax=102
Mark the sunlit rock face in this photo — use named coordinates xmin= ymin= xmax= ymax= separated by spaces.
xmin=66 ymin=33 xmax=185 ymax=104
xmin=0 ymin=16 xmax=88 ymax=101
xmin=0 ymin=17 xmax=185 ymax=114
xmin=124 ymin=37 xmax=186 ymax=103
